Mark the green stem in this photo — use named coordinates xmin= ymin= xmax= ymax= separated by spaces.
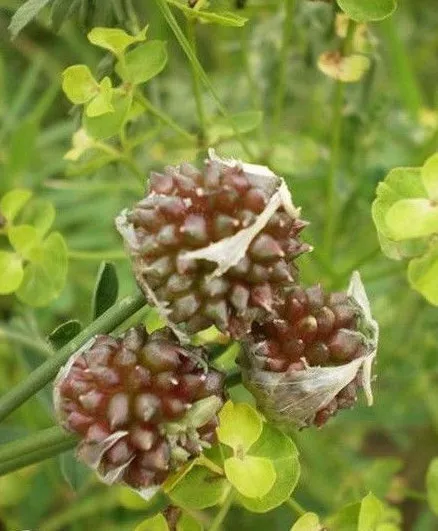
xmin=209 ymin=486 xmax=234 ymax=531
xmin=323 ymin=20 xmax=356 ymax=259
xmin=0 ymin=427 xmax=78 ymax=477
xmin=68 ymin=249 xmax=127 ymax=261
xmin=187 ymin=18 xmax=206 ymax=142
xmin=285 ymin=497 xmax=307 ymax=517
xmin=272 ymin=0 xmax=295 ymax=131
xmin=135 ymin=93 xmax=195 ymax=142
xmin=0 ymin=292 xmax=146 ymax=422
xmin=153 ymin=0 xmax=254 ymax=160
xmin=381 ymin=14 xmax=423 ymax=119
xmin=0 ymin=327 xmax=53 ymax=357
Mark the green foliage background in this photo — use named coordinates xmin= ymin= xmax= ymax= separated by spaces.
xmin=1 ymin=0 xmax=438 ymax=529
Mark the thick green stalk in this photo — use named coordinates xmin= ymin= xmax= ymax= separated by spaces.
xmin=153 ymin=0 xmax=254 ymax=160
xmin=0 ymin=292 xmax=146 ymax=422
xmin=187 ymin=19 xmax=206 ymax=141
xmin=272 ymin=0 xmax=295 ymax=131
xmin=0 ymin=427 xmax=78 ymax=477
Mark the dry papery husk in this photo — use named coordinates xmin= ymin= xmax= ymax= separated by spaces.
xmin=240 ymin=272 xmax=379 ymax=430
xmin=115 ymin=149 xmax=305 ymax=343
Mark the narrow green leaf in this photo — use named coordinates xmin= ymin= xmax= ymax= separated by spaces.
xmin=92 ymin=262 xmax=119 ymax=320
xmin=224 ymin=455 xmax=276 ymax=498
xmin=51 ymin=0 xmax=76 ymax=32
xmin=217 ymin=401 xmax=263 ymax=453
xmin=0 ymin=251 xmax=23 ymax=295
xmin=291 ymin=513 xmax=322 ymax=531
xmin=62 ymin=65 xmax=98 ymax=105
xmin=167 ymin=1 xmax=247 ymax=27
xmin=337 ymin=0 xmax=397 ymax=22
xmin=135 ymin=513 xmax=169 ymax=531
xmin=426 ymin=459 xmax=438 ymax=515
xmin=6 ymin=119 xmax=39 ymax=178
xmin=49 ymin=320 xmax=82 ymax=350
xmin=0 ymin=189 xmax=33 ymax=223
xmin=8 ymin=0 xmax=53 ymax=38
xmin=421 ymin=153 xmax=438 ymax=201
xmin=385 ymin=199 xmax=438 ymax=241
xmin=408 ymin=245 xmax=438 ymax=305
xmin=88 ymin=26 xmax=148 ymax=57
xmin=116 ymin=41 xmax=168 ymax=85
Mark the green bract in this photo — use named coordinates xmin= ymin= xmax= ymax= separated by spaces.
xmin=372 ymin=154 xmax=438 ymax=304
xmin=115 ymin=41 xmax=168 ymax=85
xmin=290 ymin=513 xmax=321 ymax=531
xmin=217 ymin=401 xmax=263 ymax=453
xmin=88 ymin=26 xmax=148 ymax=57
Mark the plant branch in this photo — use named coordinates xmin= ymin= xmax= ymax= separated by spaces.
xmin=0 ymin=426 xmax=78 ymax=477
xmin=272 ymin=0 xmax=295 ymax=132
xmin=285 ymin=497 xmax=306 ymax=516
xmin=153 ymin=0 xmax=254 ymax=159
xmin=0 ymin=292 xmax=146 ymax=422
xmin=135 ymin=93 xmax=195 ymax=142
xmin=187 ymin=18 xmax=206 ymax=142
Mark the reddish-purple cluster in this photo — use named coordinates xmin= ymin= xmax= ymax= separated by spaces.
xmin=58 ymin=326 xmax=224 ymax=489
xmin=122 ymin=160 xmax=309 ymax=338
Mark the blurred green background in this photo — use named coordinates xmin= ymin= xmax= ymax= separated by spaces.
xmin=1 ymin=0 xmax=438 ymax=529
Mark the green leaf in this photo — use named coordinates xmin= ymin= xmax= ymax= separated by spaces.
xmin=224 ymin=455 xmax=276 ymax=498
xmin=119 ymin=488 xmax=169 ymax=514
xmin=422 ymin=153 xmax=438 ymax=201
xmin=0 ymin=189 xmax=33 ymax=223
xmin=408 ymin=244 xmax=438 ymax=305
xmin=426 ymin=458 xmax=438 ymax=515
xmin=236 ymin=423 xmax=300 ymax=513
xmin=62 ymin=65 xmax=98 ymax=105
xmin=135 ymin=513 xmax=169 ymax=531
xmin=59 ymin=451 xmax=91 ymax=491
xmin=169 ymin=465 xmax=228 ymax=510
xmin=49 ymin=320 xmax=82 ymax=350
xmin=372 ymin=167 xmax=427 ymax=259
xmin=116 ymin=41 xmax=168 ymax=85
xmin=0 ymin=251 xmax=24 ymax=295
xmin=208 ymin=111 xmax=263 ymax=144
xmin=16 ymin=232 xmax=68 ymax=307
xmin=385 ymin=199 xmax=438 ymax=240
xmin=326 ymin=502 xmax=361 ymax=531
xmin=88 ymin=26 xmax=148 ymax=57
xmin=336 ymin=0 xmax=397 ymax=22
xmin=85 ymin=77 xmax=114 ymax=117
xmin=8 ymin=225 xmax=41 ymax=260
xmin=84 ymin=92 xmax=132 ymax=140
xmin=20 ymin=198 xmax=56 ymax=237
xmin=176 ymin=513 xmax=203 ymax=531
xmin=92 ymin=262 xmax=119 ymax=320
xmin=8 ymin=0 xmax=53 ymax=38
xmin=167 ymin=1 xmax=247 ymax=26
xmin=50 ymin=0 xmax=75 ymax=32
xmin=291 ymin=513 xmax=322 ymax=531
xmin=145 ymin=307 xmax=167 ymax=333
xmin=217 ymin=401 xmax=263 ymax=453
xmin=358 ymin=493 xmax=385 ymax=531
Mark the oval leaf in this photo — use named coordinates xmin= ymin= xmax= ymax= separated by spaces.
xmin=422 ymin=153 xmax=438 ymax=201
xmin=0 ymin=251 xmax=23 ymax=294
xmin=92 ymin=262 xmax=119 ymax=320
xmin=88 ymin=26 xmax=148 ymax=57
xmin=84 ymin=92 xmax=132 ymax=140
xmin=116 ymin=41 xmax=168 ymax=84
xmin=358 ymin=493 xmax=385 ymax=531
xmin=0 ymin=189 xmax=32 ymax=223
xmin=291 ymin=513 xmax=322 ymax=531
xmin=385 ymin=199 xmax=438 ymax=241
xmin=408 ymin=245 xmax=438 ymax=305
xmin=49 ymin=320 xmax=82 ymax=350
xmin=62 ymin=65 xmax=98 ymax=105
xmin=135 ymin=513 xmax=169 ymax=531
xmin=236 ymin=423 xmax=300 ymax=513
xmin=224 ymin=455 xmax=276 ymax=498
xmin=217 ymin=401 xmax=263 ymax=453
xmin=337 ymin=0 xmax=397 ymax=22
xmin=8 ymin=225 xmax=41 ymax=260
xmin=176 ymin=513 xmax=203 ymax=531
